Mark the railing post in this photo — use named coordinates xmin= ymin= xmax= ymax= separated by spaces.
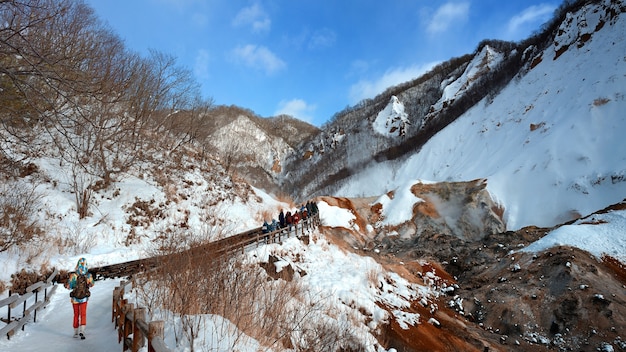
xmin=123 ymin=304 xmax=134 ymax=351
xmin=118 ymin=298 xmax=128 ymax=344
xmin=7 ymin=290 xmax=11 ymax=339
xmin=148 ymin=321 xmax=164 ymax=352
xmin=21 ymin=299 xmax=26 ymax=331
xmin=133 ymin=307 xmax=146 ymax=352
xmin=112 ymin=287 xmax=119 ymax=323
xmin=33 ymin=290 xmax=38 ymax=323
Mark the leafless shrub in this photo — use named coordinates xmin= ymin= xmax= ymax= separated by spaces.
xmin=366 ymin=266 xmax=381 ymax=289
xmin=58 ymin=222 xmax=94 ymax=255
xmin=275 ymin=192 xmax=295 ymax=208
xmin=9 ymin=265 xmax=55 ymax=295
xmin=291 ymin=318 xmax=366 ymax=352
xmin=530 ymin=122 xmax=546 ymax=131
xmin=134 ymin=235 xmax=316 ymax=351
xmin=0 ymin=184 xmax=44 ymax=252
xmin=593 ymin=97 xmax=610 ymax=106
xmin=125 ymin=198 xmax=165 ymax=228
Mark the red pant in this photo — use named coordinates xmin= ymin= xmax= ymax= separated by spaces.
xmin=72 ymin=302 xmax=88 ymax=328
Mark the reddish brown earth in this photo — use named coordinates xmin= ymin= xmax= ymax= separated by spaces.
xmin=319 ymin=195 xmax=626 ymax=351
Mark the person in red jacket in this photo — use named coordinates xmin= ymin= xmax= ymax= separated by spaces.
xmin=286 ymin=211 xmax=293 ymax=231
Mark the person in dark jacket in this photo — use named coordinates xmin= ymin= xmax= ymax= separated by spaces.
xmin=300 ymin=204 xmax=308 ymax=220
xmin=278 ymin=209 xmax=285 ymax=229
xmin=262 ymin=220 xmax=269 ymax=234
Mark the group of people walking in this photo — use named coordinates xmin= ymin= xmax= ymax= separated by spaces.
xmin=262 ymin=200 xmax=319 ymax=234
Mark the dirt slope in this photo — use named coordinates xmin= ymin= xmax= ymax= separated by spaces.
xmin=319 ymin=195 xmax=626 ymax=351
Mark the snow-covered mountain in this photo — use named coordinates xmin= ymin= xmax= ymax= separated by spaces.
xmin=283 ymin=0 xmax=626 ymax=231
xmin=201 ymin=106 xmax=319 ymax=193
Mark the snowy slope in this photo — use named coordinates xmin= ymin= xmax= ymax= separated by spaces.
xmin=338 ymin=0 xmax=626 ymax=230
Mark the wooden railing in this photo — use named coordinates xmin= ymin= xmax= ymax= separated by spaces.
xmin=231 ymin=212 xmax=321 ymax=254
xmin=92 ymin=212 xmax=321 ymax=281
xmin=0 ymin=269 xmax=58 ymax=339
xmin=113 ymin=280 xmax=170 ymax=352
xmin=108 ymin=212 xmax=320 ymax=351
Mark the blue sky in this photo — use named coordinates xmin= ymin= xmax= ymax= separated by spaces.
xmin=85 ymin=0 xmax=558 ymax=126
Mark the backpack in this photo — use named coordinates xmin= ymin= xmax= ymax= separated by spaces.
xmin=71 ymin=273 xmax=90 ymax=299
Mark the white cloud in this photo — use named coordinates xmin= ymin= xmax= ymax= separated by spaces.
xmin=308 ymin=28 xmax=336 ymax=50
xmin=275 ymin=98 xmax=316 ymax=123
xmin=231 ymin=44 xmax=286 ymax=75
xmin=232 ymin=3 xmax=271 ymax=34
xmin=507 ymin=4 xmax=556 ymax=36
xmin=194 ymin=49 xmax=210 ymax=80
xmin=426 ymin=2 xmax=470 ymax=34
xmin=349 ymin=62 xmax=439 ymax=104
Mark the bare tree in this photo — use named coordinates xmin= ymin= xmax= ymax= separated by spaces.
xmin=1 ymin=1 xmax=214 ymax=217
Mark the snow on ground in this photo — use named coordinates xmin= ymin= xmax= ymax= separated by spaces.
xmin=247 ymin=201 xmax=445 ymax=352
xmin=0 ymin=279 xmax=120 ymax=352
xmin=318 ymin=201 xmax=355 ymax=227
xmin=519 ymin=209 xmax=626 ymax=263
xmin=0 ymin=200 xmax=444 ymax=352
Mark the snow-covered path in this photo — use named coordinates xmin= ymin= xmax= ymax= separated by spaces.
xmin=0 ymin=279 xmax=121 ymax=351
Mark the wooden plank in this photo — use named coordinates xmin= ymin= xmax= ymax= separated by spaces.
xmin=10 ymin=292 xmax=33 ymax=308
xmin=42 ymin=285 xmax=58 ymax=309
xmin=38 ymin=282 xmax=53 ymax=292
xmin=46 ymin=269 xmax=59 ymax=283
xmin=47 ymin=284 xmax=58 ymax=297
xmin=0 ymin=320 xmax=20 ymax=337
xmin=136 ymin=319 xmax=149 ymax=336
xmin=25 ymin=281 xmax=45 ymax=293
xmin=151 ymin=337 xmax=171 ymax=352
xmin=24 ymin=300 xmax=45 ymax=316
xmin=123 ymin=337 xmax=133 ymax=349
xmin=0 ymin=310 xmax=31 ymax=338
xmin=0 ymin=294 xmax=19 ymax=308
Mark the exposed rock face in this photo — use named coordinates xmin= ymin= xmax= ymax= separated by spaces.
xmin=408 ymin=179 xmax=506 ymax=241
xmin=365 ymin=179 xmax=506 ymax=251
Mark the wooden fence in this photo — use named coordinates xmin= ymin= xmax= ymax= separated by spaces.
xmin=109 ymin=212 xmax=320 ymax=351
xmin=0 ymin=269 xmax=58 ymax=339
xmin=113 ymin=280 xmax=170 ymax=352
xmin=91 ymin=212 xmax=321 ymax=281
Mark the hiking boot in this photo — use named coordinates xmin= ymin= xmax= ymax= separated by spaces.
xmin=73 ymin=328 xmax=79 ymax=338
